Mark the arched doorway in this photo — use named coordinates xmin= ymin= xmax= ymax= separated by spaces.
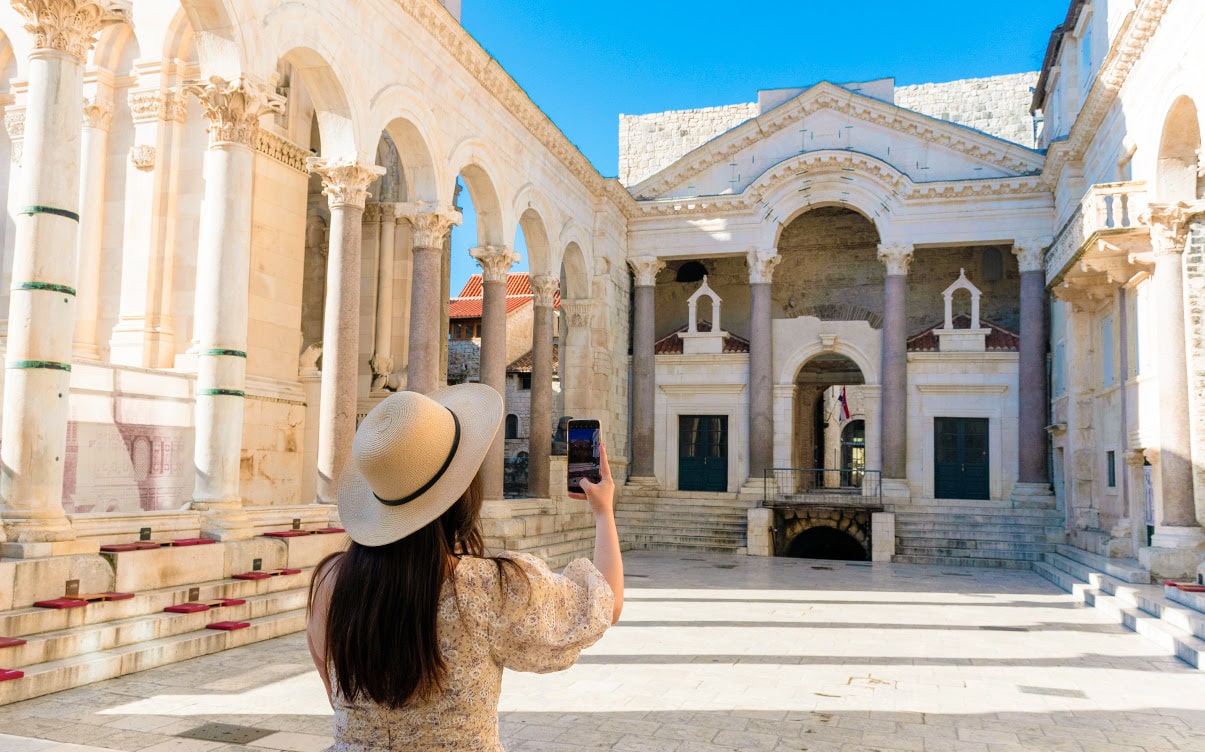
xmin=793 ymin=353 xmax=866 ymax=492
xmin=786 ymin=526 xmax=868 ymax=561
xmin=841 ymin=420 xmax=866 ymax=488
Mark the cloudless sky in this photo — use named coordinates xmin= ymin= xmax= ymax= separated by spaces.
xmin=448 ymin=0 xmax=1070 ymax=293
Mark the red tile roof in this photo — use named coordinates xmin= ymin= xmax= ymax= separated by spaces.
xmin=507 ymin=344 xmax=559 ymax=373
xmin=654 ymin=321 xmax=750 ymax=355
xmin=449 ymin=273 xmax=560 ymax=320
xmin=906 ymin=315 xmax=1020 ymax=352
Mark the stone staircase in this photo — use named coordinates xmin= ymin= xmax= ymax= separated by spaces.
xmin=890 ymin=499 xmax=1064 ymax=569
xmin=616 ymin=491 xmax=751 ymax=553
xmin=0 ymin=531 xmax=347 ymax=705
xmin=1035 ymin=545 xmax=1205 ymax=669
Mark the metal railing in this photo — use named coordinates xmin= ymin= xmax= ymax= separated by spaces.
xmin=763 ymin=468 xmax=882 ymax=508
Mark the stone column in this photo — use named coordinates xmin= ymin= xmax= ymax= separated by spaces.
xmin=308 ymin=157 xmax=385 ymax=504
xmin=528 ymin=274 xmax=558 ymax=497
xmin=628 ymin=256 xmax=664 ymax=483
xmin=747 ymin=248 xmax=781 ymax=482
xmin=471 ymin=245 xmax=519 ymax=501
xmin=0 ymin=0 xmax=130 ymax=553
xmin=73 ymin=97 xmax=113 ymax=359
xmin=560 ymin=298 xmax=594 ymax=418
xmin=186 ymin=75 xmax=284 ymax=539
xmin=370 ymin=204 xmax=398 ymax=391
xmin=403 ymin=206 xmax=459 ymax=394
xmin=877 ymin=242 xmax=913 ymax=492
xmin=1013 ymin=238 xmax=1054 ymax=487
xmin=1144 ymin=204 xmax=1203 ymax=558
xmin=2 ymin=106 xmax=26 ymax=334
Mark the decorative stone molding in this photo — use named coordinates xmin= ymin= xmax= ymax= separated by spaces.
xmin=530 ymin=274 xmax=559 ymax=308
xmin=877 ymin=243 xmax=914 ymax=276
xmin=5 ymin=109 xmax=25 ymax=140
xmin=561 ymin=298 xmax=594 ymax=328
xmin=471 ymin=245 xmax=519 ymax=283
xmin=306 ymin=157 xmax=385 ymax=211
xmin=746 ymin=248 xmax=782 ymax=284
xmin=82 ymin=97 xmax=113 ymax=130
xmin=362 ymin=203 xmax=389 ymax=225
xmin=11 ymin=0 xmax=131 ymax=62
xmin=1012 ymin=237 xmax=1052 ymax=273
xmin=628 ymin=256 xmax=664 ymax=287
xmin=402 ymin=204 xmax=461 ymax=250
xmin=128 ymin=88 xmax=187 ymax=124
xmin=255 ymin=130 xmax=309 ymax=173
xmin=128 ymin=144 xmax=155 ymax=171
xmin=187 ymin=76 xmax=285 ymax=148
xmin=1144 ymin=203 xmax=1198 ymax=257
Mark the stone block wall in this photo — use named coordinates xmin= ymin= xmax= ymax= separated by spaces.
xmin=448 ymin=338 xmax=481 ymax=383
xmin=619 ymin=102 xmax=759 ymax=186
xmin=895 ymin=72 xmax=1040 ymax=148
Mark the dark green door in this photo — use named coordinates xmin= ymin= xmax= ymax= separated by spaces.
xmin=679 ymin=415 xmax=728 ymax=492
xmin=934 ymin=417 xmax=989 ymax=500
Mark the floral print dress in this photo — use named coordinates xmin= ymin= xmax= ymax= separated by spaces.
xmin=329 ymin=553 xmax=614 ymax=751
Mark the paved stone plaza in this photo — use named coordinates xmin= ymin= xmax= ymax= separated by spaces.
xmin=2 ymin=551 xmax=1204 ymax=752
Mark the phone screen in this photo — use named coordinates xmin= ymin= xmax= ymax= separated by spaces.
xmin=566 ymin=420 xmax=601 ymax=493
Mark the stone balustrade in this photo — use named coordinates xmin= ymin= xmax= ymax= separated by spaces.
xmin=1046 ymin=181 xmax=1149 ymax=285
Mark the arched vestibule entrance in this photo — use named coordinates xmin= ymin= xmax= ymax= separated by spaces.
xmin=775 ymin=507 xmax=872 ymax=561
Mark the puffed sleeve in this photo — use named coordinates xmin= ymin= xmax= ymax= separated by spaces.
xmin=488 ymin=552 xmax=614 ymax=673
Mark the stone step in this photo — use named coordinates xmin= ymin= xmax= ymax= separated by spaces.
xmin=891 ymin=554 xmax=1035 ymax=570
xmin=624 ymin=541 xmax=746 ymax=555
xmin=616 ymin=515 xmax=747 ymax=533
xmin=1168 ymin=586 xmax=1205 ymax=617
xmin=617 ymin=504 xmax=751 ymax=519
xmin=895 ymin=546 xmax=1047 ymax=562
xmin=1034 ymin=557 xmax=1205 ymax=670
xmin=618 ymin=493 xmax=748 ymax=507
xmin=1054 ymin=544 xmax=1150 ymax=584
xmin=892 ymin=509 xmax=1062 ymax=524
xmin=624 ymin=530 xmax=747 ymax=545
xmin=895 ymin=538 xmax=1053 ymax=554
xmin=0 ymin=588 xmax=307 ymax=670
xmin=893 ymin=526 xmax=1060 ymax=543
xmin=0 ymin=567 xmax=314 ymax=639
xmin=0 ymin=608 xmax=307 ymax=705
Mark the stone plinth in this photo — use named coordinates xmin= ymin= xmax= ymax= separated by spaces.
xmin=872 ymin=512 xmax=895 ymax=562
xmin=747 ymin=507 xmax=773 ymax=556
xmin=106 ymin=545 xmax=226 ymax=593
xmin=934 ymin=328 xmax=990 ymax=352
xmin=0 ymin=554 xmax=114 ymax=610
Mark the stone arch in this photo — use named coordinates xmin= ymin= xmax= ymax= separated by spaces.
xmin=517 ymin=206 xmax=552 ymax=279
xmin=158 ymin=8 xmax=194 ymax=66
xmin=776 ymin=337 xmax=878 ymax=387
xmin=560 ymin=241 xmax=590 ymax=300
xmin=1155 ymin=95 xmax=1203 ymax=203
xmin=448 ymin=139 xmax=506 ymax=246
xmin=0 ymin=26 xmax=16 ymax=89
xmin=177 ymin=0 xmax=250 ymax=79
xmin=92 ymin=16 xmax=139 ymax=71
xmin=375 ymin=115 xmax=441 ymax=206
xmin=777 ymin=507 xmax=871 ymax=560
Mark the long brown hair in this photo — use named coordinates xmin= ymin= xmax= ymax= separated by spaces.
xmin=310 ymin=472 xmax=516 ymax=708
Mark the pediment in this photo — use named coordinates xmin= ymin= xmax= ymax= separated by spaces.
xmin=630 ymin=81 xmax=1046 ymax=201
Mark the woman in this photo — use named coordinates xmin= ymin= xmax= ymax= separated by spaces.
xmin=307 ymin=384 xmax=622 ymax=751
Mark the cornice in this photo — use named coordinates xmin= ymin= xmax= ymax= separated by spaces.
xmin=1040 ymin=0 xmax=1172 ymax=187
xmin=631 ymin=82 xmax=1045 ymax=200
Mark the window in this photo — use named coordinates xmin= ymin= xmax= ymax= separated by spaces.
xmin=1079 ymin=24 xmax=1093 ymax=95
xmin=519 ymin=373 xmax=532 ymax=390
xmin=1106 ymin=450 xmax=1116 ymax=488
xmin=505 ymin=414 xmax=519 ymax=440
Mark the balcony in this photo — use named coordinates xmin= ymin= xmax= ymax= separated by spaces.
xmin=1045 ymin=181 xmax=1149 ymax=286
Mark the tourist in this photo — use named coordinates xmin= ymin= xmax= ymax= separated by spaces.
xmin=306 ymin=384 xmax=623 ymax=750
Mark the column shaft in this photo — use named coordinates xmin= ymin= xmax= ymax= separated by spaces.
xmin=528 ymin=276 xmax=557 ymax=498
xmin=407 ymin=245 xmax=443 ymax=394
xmin=630 ymin=284 xmax=656 ymax=478
xmin=479 ymin=276 xmax=508 ymax=499
xmin=73 ymin=100 xmax=112 ymax=359
xmin=749 ymin=281 xmax=774 ymax=478
xmin=1018 ymin=269 xmax=1049 ymax=483
xmin=1153 ymin=247 xmax=1195 ymax=526
xmin=881 ymin=273 xmax=908 ymax=479
xmin=372 ymin=208 xmax=397 ymax=383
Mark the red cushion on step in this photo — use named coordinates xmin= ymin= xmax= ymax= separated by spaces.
xmin=167 ymin=538 xmax=216 ymax=546
xmin=316 ymin=527 xmax=346 ymax=534
xmin=0 ymin=637 xmax=27 ymax=649
xmin=207 ymin=621 xmax=250 ymax=631
xmin=1163 ymin=580 xmax=1183 ymax=587
xmin=233 ymin=572 xmax=272 ymax=580
xmin=275 ymin=568 xmax=302 ymax=576
xmin=263 ymin=530 xmax=311 ymax=538
xmin=1176 ymin=584 xmax=1205 ymax=592
xmin=0 ymin=669 xmax=24 ymax=681
xmin=164 ymin=603 xmax=211 ymax=614
xmin=214 ymin=598 xmax=246 ymax=607
xmin=34 ymin=598 xmax=88 ymax=609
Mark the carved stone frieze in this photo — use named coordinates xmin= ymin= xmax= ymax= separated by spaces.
xmin=128 ymin=144 xmax=155 ymax=171
xmin=471 ymin=245 xmax=519 ymax=283
xmin=255 ymin=129 xmax=309 ymax=173
xmin=877 ymin=243 xmax=914 ymax=276
xmin=82 ymin=97 xmax=113 ymax=130
xmin=4 ymin=109 xmax=25 ymax=140
xmin=127 ymin=88 xmax=187 ymax=124
xmin=628 ymin=256 xmax=664 ymax=287
xmin=306 ymin=157 xmax=385 ymax=211
xmin=1012 ymin=237 xmax=1052 ymax=273
xmin=530 ymin=274 xmax=559 ymax=308
xmin=746 ymin=248 xmax=782 ymax=284
xmin=187 ymin=76 xmax=285 ymax=148
xmin=11 ymin=0 xmax=131 ymax=62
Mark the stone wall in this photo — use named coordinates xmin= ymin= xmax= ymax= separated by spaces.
xmin=619 ymin=102 xmax=759 ymax=186
xmin=895 ymin=72 xmax=1040 ymax=148
xmin=448 ymin=338 xmax=481 ymax=383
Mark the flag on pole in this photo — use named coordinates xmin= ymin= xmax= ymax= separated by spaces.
xmin=838 ymin=387 xmax=850 ymax=420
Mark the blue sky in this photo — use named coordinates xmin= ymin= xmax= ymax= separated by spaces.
xmin=448 ymin=0 xmax=1071 ymax=293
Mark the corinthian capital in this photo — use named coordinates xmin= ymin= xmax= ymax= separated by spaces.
xmin=530 ymin=274 xmax=559 ymax=307
xmin=1012 ymin=237 xmax=1052 ymax=273
xmin=187 ymin=75 xmax=285 ymax=148
xmin=307 ymin=156 xmax=386 ymax=211
xmin=82 ymin=97 xmax=113 ymax=130
xmin=561 ymin=298 xmax=594 ymax=328
xmin=628 ymin=255 xmax=664 ymax=287
xmin=746 ymin=248 xmax=782 ymax=284
xmin=402 ymin=203 xmax=461 ymax=250
xmin=12 ymin=0 xmax=131 ymax=62
xmin=1143 ymin=202 xmax=1197 ymax=257
xmin=877 ymin=242 xmax=914 ymax=276
xmin=471 ymin=245 xmax=520 ymax=283
xmin=4 ymin=109 xmax=25 ymax=141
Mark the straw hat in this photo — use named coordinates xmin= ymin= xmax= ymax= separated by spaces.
xmin=337 ymin=384 xmax=502 ymax=546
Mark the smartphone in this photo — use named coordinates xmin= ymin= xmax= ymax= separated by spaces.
xmin=566 ymin=419 xmax=601 ymax=494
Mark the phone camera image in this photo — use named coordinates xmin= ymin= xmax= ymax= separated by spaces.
xmin=566 ymin=420 xmax=601 ymax=494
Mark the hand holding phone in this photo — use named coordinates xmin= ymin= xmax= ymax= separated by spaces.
xmin=566 ymin=419 xmax=602 ymax=494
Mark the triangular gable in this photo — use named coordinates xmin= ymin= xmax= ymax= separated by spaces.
xmin=630 ymin=81 xmax=1045 ymax=201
